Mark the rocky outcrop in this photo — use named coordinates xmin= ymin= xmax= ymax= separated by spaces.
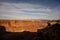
xmin=0 ymin=20 xmax=48 ymax=32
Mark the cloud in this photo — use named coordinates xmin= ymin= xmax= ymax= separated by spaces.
xmin=0 ymin=2 xmax=60 ymax=20
xmin=0 ymin=0 xmax=60 ymax=8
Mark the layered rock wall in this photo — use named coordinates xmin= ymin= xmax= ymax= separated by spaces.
xmin=0 ymin=20 xmax=48 ymax=32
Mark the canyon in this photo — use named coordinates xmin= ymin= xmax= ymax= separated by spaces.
xmin=0 ymin=20 xmax=48 ymax=32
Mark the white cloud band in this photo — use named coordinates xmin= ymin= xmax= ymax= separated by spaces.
xmin=0 ymin=2 xmax=60 ymax=20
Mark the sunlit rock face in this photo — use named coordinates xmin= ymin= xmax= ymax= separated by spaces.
xmin=0 ymin=20 xmax=48 ymax=32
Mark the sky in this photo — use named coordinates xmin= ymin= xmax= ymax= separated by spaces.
xmin=0 ymin=0 xmax=60 ymax=20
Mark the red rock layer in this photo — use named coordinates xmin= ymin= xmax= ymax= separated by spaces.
xmin=0 ymin=20 xmax=48 ymax=32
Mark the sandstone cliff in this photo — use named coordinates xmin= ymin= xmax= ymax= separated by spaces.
xmin=0 ymin=20 xmax=51 ymax=32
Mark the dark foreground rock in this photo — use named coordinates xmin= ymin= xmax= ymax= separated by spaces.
xmin=38 ymin=23 xmax=60 ymax=40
